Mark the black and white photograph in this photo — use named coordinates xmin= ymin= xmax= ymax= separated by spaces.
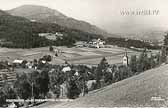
xmin=0 ymin=0 xmax=168 ymax=107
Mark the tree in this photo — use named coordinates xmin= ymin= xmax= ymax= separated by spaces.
xmin=164 ymin=33 xmax=168 ymax=47
xmin=95 ymin=57 xmax=108 ymax=88
xmin=0 ymin=89 xmax=6 ymax=107
xmin=149 ymin=54 xmax=156 ymax=68
xmin=117 ymin=65 xmax=132 ymax=81
xmin=49 ymin=46 xmax=54 ymax=52
xmin=161 ymin=46 xmax=167 ymax=63
xmin=2 ymin=84 xmax=16 ymax=100
xmin=161 ymin=33 xmax=168 ymax=63
xmin=42 ymin=55 xmax=52 ymax=62
xmin=137 ymin=49 xmax=147 ymax=72
xmin=67 ymin=79 xmax=80 ymax=99
xmin=155 ymin=52 xmax=161 ymax=65
xmin=129 ymin=55 xmax=137 ymax=74
xmin=104 ymin=70 xmax=112 ymax=85
xmin=22 ymin=60 xmax=28 ymax=68
xmin=14 ymin=73 xmax=31 ymax=100
xmin=118 ymin=65 xmax=124 ymax=81
xmin=76 ymin=69 xmax=88 ymax=96
xmin=49 ymin=68 xmax=65 ymax=98
xmin=40 ymin=70 xmax=50 ymax=98
xmin=29 ymin=71 xmax=41 ymax=99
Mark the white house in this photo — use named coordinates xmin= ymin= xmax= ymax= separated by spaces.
xmin=87 ymin=80 xmax=96 ymax=90
xmin=39 ymin=32 xmax=63 ymax=41
xmin=90 ymin=38 xmax=105 ymax=48
xmin=62 ymin=66 xmax=71 ymax=73
xmin=13 ymin=59 xmax=23 ymax=64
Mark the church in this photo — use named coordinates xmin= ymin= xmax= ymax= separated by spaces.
xmin=122 ymin=49 xmax=128 ymax=66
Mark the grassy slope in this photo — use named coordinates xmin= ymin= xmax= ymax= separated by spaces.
xmin=51 ymin=64 xmax=168 ymax=107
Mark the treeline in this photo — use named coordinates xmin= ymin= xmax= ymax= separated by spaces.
xmin=106 ymin=37 xmax=160 ymax=49
xmin=92 ymin=50 xmax=162 ymax=89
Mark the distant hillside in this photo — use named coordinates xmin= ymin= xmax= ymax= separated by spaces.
xmin=117 ymin=30 xmax=165 ymax=42
xmin=7 ymin=5 xmax=110 ymax=37
xmin=0 ymin=10 xmax=103 ymax=48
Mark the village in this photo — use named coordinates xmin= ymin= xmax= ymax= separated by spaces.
xmin=0 ymin=1 xmax=167 ymax=107
xmin=0 ymin=37 xmax=162 ymax=107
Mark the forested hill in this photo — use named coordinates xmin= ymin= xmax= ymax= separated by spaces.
xmin=0 ymin=10 xmax=102 ymax=48
xmin=7 ymin=5 xmax=110 ymax=37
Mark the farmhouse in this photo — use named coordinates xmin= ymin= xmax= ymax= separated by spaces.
xmin=13 ymin=59 xmax=23 ymax=64
xmin=89 ymin=38 xmax=105 ymax=48
xmin=39 ymin=33 xmax=56 ymax=40
xmin=75 ymin=41 xmax=87 ymax=47
xmin=62 ymin=66 xmax=71 ymax=73
xmin=38 ymin=32 xmax=63 ymax=40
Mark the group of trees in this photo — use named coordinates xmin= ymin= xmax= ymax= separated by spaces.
xmin=93 ymin=57 xmax=132 ymax=89
xmin=106 ymin=37 xmax=160 ymax=50
xmin=130 ymin=50 xmax=161 ymax=74
xmin=0 ymin=82 xmax=17 ymax=107
xmin=0 ymin=61 xmax=8 ymax=69
xmin=160 ymin=33 xmax=168 ymax=63
xmin=49 ymin=64 xmax=89 ymax=99
xmin=0 ymin=70 xmax=50 ymax=106
xmin=93 ymin=49 xmax=162 ymax=90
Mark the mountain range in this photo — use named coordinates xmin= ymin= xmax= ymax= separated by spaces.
xmin=6 ymin=5 xmax=167 ymax=42
xmin=7 ymin=5 xmax=110 ymax=37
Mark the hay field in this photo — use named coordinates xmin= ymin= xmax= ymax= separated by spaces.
xmin=0 ymin=46 xmax=140 ymax=65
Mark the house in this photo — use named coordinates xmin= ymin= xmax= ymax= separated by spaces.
xmin=55 ymin=32 xmax=63 ymax=37
xmin=75 ymin=41 xmax=87 ymax=47
xmin=89 ymin=38 xmax=105 ymax=48
xmin=87 ymin=80 xmax=96 ymax=90
xmin=39 ymin=33 xmax=57 ymax=40
xmin=13 ymin=59 xmax=24 ymax=67
xmin=62 ymin=66 xmax=71 ymax=73
xmin=13 ymin=59 xmax=23 ymax=64
xmin=39 ymin=32 xmax=64 ymax=41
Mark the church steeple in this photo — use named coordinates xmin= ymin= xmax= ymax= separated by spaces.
xmin=124 ymin=48 xmax=128 ymax=57
xmin=123 ymin=48 xmax=128 ymax=66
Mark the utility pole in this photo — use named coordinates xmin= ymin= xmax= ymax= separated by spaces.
xmin=32 ymin=82 xmax=34 ymax=102
xmin=82 ymin=79 xmax=85 ymax=96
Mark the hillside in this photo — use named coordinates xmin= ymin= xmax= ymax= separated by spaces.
xmin=48 ymin=64 xmax=168 ymax=107
xmin=117 ymin=30 xmax=165 ymax=42
xmin=7 ymin=5 xmax=110 ymax=37
xmin=0 ymin=9 xmax=103 ymax=48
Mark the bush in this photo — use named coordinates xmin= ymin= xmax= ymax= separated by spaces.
xmin=0 ymin=90 xmax=6 ymax=107
xmin=90 ymin=82 xmax=97 ymax=91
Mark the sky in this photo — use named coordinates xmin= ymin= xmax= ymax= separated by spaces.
xmin=0 ymin=0 xmax=168 ymax=34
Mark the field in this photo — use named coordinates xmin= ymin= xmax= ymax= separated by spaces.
xmin=0 ymin=46 xmax=141 ymax=65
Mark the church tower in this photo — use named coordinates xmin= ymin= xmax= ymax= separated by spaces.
xmin=123 ymin=49 xmax=128 ymax=66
